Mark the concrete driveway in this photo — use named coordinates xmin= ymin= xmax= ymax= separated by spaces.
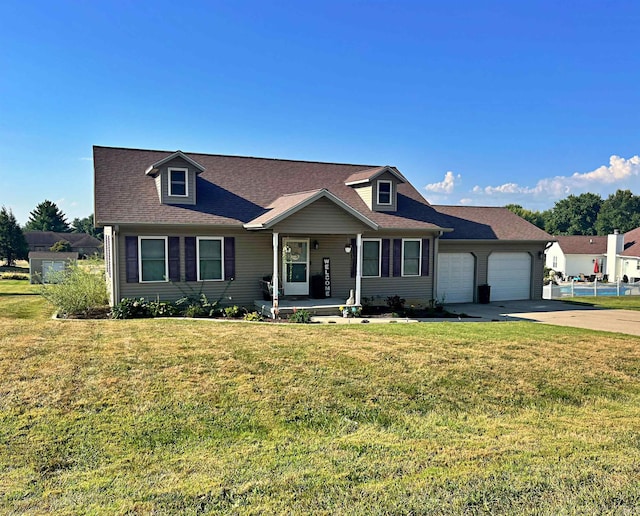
xmin=446 ymin=300 xmax=640 ymax=336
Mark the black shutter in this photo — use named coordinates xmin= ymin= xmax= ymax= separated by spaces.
xmin=393 ymin=239 xmax=402 ymax=277
xmin=125 ymin=236 xmax=138 ymax=283
xmin=168 ymin=237 xmax=180 ymax=282
xmin=224 ymin=237 xmax=235 ymax=280
xmin=185 ymin=237 xmax=197 ymax=282
xmin=350 ymin=238 xmax=356 ymax=278
xmin=381 ymin=239 xmax=390 ymax=277
xmin=421 ymin=238 xmax=430 ymax=276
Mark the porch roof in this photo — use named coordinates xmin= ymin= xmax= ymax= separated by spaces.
xmin=243 ymin=188 xmax=379 ymax=230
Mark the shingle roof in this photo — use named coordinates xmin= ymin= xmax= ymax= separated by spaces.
xmin=554 ymin=235 xmax=608 ymax=255
xmin=434 ymin=205 xmax=552 ymax=241
xmin=25 ymin=231 xmax=101 ymax=248
xmin=621 ymin=227 xmax=640 ymax=257
xmin=94 ymin=146 xmax=446 ymax=231
xmin=344 ymin=166 xmax=406 ymax=185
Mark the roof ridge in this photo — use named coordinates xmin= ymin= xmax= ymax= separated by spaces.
xmin=93 ymin=145 xmax=379 ymax=169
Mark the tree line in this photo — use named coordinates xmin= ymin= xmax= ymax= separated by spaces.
xmin=0 ymin=200 xmax=102 ymax=266
xmin=506 ymin=189 xmax=640 ymax=236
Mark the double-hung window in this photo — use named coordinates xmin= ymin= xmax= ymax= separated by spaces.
xmin=197 ymin=237 xmax=223 ymax=281
xmin=362 ymin=239 xmax=381 ymax=277
xmin=402 ymin=239 xmax=421 ymax=276
xmin=139 ymin=237 xmax=168 ymax=282
xmin=377 ymin=180 xmax=392 ymax=205
xmin=169 ymin=167 xmax=188 ymax=197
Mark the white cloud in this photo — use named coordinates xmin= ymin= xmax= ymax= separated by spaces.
xmin=471 ymin=155 xmax=640 ymax=205
xmin=79 ymin=157 xmax=93 ymax=162
xmin=425 ymin=171 xmax=460 ymax=194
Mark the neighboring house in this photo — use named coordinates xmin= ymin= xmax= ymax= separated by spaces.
xmin=545 ymin=236 xmax=608 ymax=280
xmin=546 ymin=228 xmax=640 ymax=282
xmin=93 ymin=146 xmax=552 ymax=314
xmin=29 ymin=251 xmax=77 ymax=284
xmin=25 ymin=231 xmax=102 ymax=258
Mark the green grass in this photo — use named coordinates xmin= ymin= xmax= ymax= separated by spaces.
xmin=1 ymin=283 xmax=640 ymax=514
xmin=562 ymin=295 xmax=640 ymax=311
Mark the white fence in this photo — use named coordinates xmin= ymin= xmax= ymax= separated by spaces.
xmin=544 ymin=279 xmax=640 ymax=299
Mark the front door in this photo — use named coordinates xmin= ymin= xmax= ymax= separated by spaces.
xmin=282 ymin=238 xmax=309 ymax=295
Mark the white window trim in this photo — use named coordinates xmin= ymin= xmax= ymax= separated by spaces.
xmin=168 ymin=167 xmax=189 ymax=197
xmin=197 ymin=236 xmax=225 ymax=282
xmin=377 ymin=180 xmax=393 ymax=206
xmin=362 ymin=238 xmax=382 ymax=278
xmin=401 ymin=238 xmax=422 ymax=277
xmin=138 ymin=236 xmax=168 ymax=283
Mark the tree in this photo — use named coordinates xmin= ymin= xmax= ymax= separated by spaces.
xmin=24 ymin=200 xmax=70 ymax=232
xmin=594 ymin=189 xmax=640 ymax=235
xmin=71 ymin=213 xmax=103 ymax=240
xmin=50 ymin=240 xmax=72 ymax=252
xmin=505 ymin=204 xmax=547 ymax=229
xmin=0 ymin=206 xmax=29 ymax=266
xmin=544 ymin=193 xmax=602 ymax=235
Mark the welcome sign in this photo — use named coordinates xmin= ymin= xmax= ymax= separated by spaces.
xmin=323 ymin=257 xmax=331 ymax=298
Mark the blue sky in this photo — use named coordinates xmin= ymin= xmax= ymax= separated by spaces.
xmin=1 ymin=0 xmax=639 ymax=225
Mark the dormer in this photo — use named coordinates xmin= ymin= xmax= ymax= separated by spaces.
xmin=145 ymin=151 xmax=205 ymax=205
xmin=345 ymin=166 xmax=405 ymax=212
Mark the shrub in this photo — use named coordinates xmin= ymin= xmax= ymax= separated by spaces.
xmin=40 ymin=264 xmax=108 ymax=317
xmin=223 ymin=305 xmax=242 ymax=318
xmin=175 ymin=293 xmax=221 ymax=318
xmin=111 ymin=298 xmax=152 ymax=319
xmin=243 ymin=311 xmax=263 ymax=321
xmin=386 ymin=295 xmax=406 ymax=311
xmin=49 ymin=240 xmax=72 ymax=253
xmin=148 ymin=300 xmax=178 ymax=317
xmin=1 ymin=272 xmax=29 ymax=280
xmin=288 ymin=309 xmax=312 ymax=324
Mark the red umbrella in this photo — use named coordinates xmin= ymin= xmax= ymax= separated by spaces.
xmin=594 ymin=260 xmax=600 ymax=273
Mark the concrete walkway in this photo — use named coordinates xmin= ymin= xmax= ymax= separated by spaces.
xmin=312 ymin=300 xmax=640 ymax=337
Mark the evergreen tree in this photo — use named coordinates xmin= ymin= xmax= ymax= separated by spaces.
xmin=71 ymin=213 xmax=103 ymax=240
xmin=0 ymin=206 xmax=29 ymax=266
xmin=24 ymin=200 xmax=70 ymax=232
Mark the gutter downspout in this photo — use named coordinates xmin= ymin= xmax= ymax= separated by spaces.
xmin=355 ymin=233 xmax=362 ymax=305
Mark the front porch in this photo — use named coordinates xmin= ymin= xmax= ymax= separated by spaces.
xmin=254 ymin=297 xmax=360 ymax=318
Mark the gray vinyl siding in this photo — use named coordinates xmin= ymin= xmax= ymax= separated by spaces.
xmin=117 ymin=226 xmax=272 ymax=305
xmin=359 ymin=232 xmax=435 ymax=304
xmin=115 ymin=226 xmax=436 ymax=306
xmin=372 ymin=172 xmax=398 ymax=212
xmin=272 ymin=197 xmax=370 ymax=234
xmin=158 ymin=157 xmax=197 ymax=205
xmin=438 ymin=241 xmax=547 ymax=300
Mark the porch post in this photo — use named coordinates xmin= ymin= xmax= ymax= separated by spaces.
xmin=355 ymin=233 xmax=362 ymax=305
xmin=272 ymin=232 xmax=279 ymax=316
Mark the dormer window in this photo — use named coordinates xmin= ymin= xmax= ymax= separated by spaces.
xmin=169 ymin=167 xmax=188 ymax=197
xmin=377 ymin=180 xmax=392 ymax=205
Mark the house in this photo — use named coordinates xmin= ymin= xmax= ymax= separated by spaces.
xmin=28 ymin=251 xmax=78 ymax=284
xmin=93 ymin=146 xmax=552 ymax=315
xmin=545 ymin=235 xmax=608 ymax=280
xmin=24 ymin=231 xmax=102 ymax=258
xmin=546 ymin=229 xmax=640 ymax=282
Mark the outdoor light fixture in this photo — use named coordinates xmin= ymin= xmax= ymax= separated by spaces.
xmin=313 ymin=240 xmax=319 ymax=250
xmin=344 ymin=243 xmax=352 ymax=254
xmin=538 ymin=251 xmax=544 ymax=259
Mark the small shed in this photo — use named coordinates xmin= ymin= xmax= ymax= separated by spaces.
xmin=29 ymin=252 xmax=78 ymax=284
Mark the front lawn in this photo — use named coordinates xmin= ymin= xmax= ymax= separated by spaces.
xmin=562 ymin=295 xmax=640 ymax=311
xmin=1 ymin=285 xmax=639 ymax=514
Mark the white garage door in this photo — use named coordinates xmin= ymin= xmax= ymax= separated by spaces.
xmin=437 ymin=253 xmax=475 ymax=303
xmin=487 ymin=252 xmax=531 ymax=301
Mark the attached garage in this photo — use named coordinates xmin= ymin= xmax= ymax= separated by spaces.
xmin=437 ymin=253 xmax=475 ymax=303
xmin=487 ymin=252 xmax=531 ymax=301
